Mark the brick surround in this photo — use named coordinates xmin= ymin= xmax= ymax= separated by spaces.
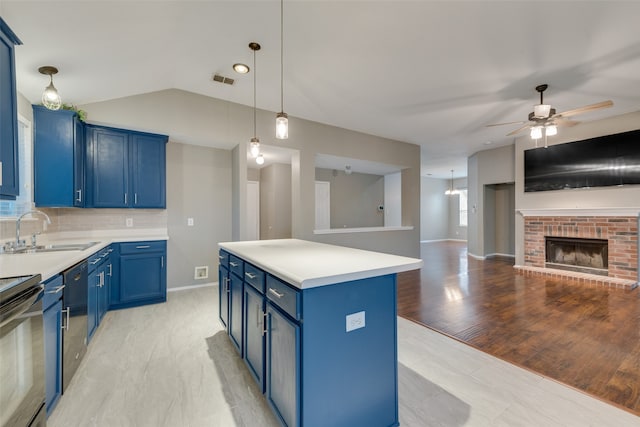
xmin=522 ymin=215 xmax=638 ymax=286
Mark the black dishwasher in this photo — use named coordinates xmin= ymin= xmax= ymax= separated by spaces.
xmin=62 ymin=260 xmax=88 ymax=392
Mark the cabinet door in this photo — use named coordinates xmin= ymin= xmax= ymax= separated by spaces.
xmin=130 ymin=134 xmax=166 ymax=208
xmin=244 ymin=285 xmax=265 ymax=391
xmin=33 ymin=107 xmax=79 ymax=207
xmin=218 ymin=265 xmax=229 ymax=330
xmin=43 ymin=299 xmax=62 ymax=415
xmin=266 ymin=304 xmax=300 ymax=427
xmin=87 ymin=266 xmax=99 ymax=342
xmin=98 ymin=256 xmax=111 ymax=323
xmin=73 ymin=117 xmax=85 ymax=207
xmin=87 ymin=126 xmax=129 ymax=207
xmin=120 ymin=252 xmax=165 ymax=304
xmin=0 ymin=20 xmax=21 ymax=198
xmin=229 ymin=273 xmax=244 ymax=355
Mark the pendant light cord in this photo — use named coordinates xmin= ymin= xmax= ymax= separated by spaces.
xmin=280 ymin=0 xmax=284 ymax=112
xmin=253 ymin=47 xmax=257 ymax=138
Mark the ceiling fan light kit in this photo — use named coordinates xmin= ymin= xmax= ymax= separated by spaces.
xmin=487 ymin=83 xmax=613 ymax=142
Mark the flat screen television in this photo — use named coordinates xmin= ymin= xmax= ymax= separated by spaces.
xmin=524 ymin=129 xmax=640 ymax=192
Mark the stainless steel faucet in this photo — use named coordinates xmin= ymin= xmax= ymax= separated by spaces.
xmin=16 ymin=210 xmax=52 ymax=249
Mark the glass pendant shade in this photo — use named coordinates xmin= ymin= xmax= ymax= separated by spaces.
xmin=256 ymin=154 xmax=265 ymax=165
xmin=250 ymin=138 xmax=260 ymax=158
xmin=42 ymin=79 xmax=62 ymax=110
xmin=276 ymin=112 xmax=288 ymax=139
xmin=530 ymin=126 xmax=543 ymax=140
xmin=545 ymin=124 xmax=557 ymax=136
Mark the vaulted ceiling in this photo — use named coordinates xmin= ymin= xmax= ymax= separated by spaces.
xmin=3 ymin=1 xmax=640 ymax=178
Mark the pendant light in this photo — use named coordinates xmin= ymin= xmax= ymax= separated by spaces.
xmin=445 ymin=170 xmax=458 ymax=195
xmin=275 ymin=0 xmax=288 ymax=139
xmin=39 ymin=66 xmax=62 ymax=110
xmin=248 ymin=42 xmax=261 ymax=161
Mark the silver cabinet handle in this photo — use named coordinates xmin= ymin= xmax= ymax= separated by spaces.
xmin=262 ymin=312 xmax=268 ymax=336
xmin=134 ymin=193 xmax=138 ymax=205
xmin=256 ymin=303 xmax=262 ymax=329
xmin=76 ymin=189 xmax=82 ymax=202
xmin=46 ymin=285 xmax=65 ymax=294
xmin=218 ymin=255 xmax=224 ymax=260
xmin=136 ymin=245 xmax=151 ymax=249
xmin=245 ymin=272 xmax=257 ymax=279
xmin=108 ymin=264 xmax=113 ymax=277
xmin=161 ymin=256 xmax=164 ymax=268
xmin=90 ymin=258 xmax=101 ymax=265
xmin=229 ymin=262 xmax=239 ymax=267
xmin=62 ymin=307 xmax=70 ymax=331
xmin=124 ymin=193 xmax=128 ymax=204
xmin=225 ymin=278 xmax=230 ymax=293
xmin=268 ymin=288 xmax=284 ymax=298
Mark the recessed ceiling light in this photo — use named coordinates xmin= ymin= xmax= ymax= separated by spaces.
xmin=233 ymin=63 xmax=249 ymax=74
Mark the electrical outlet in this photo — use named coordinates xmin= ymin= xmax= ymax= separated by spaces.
xmin=346 ymin=311 xmax=365 ymax=332
xmin=187 ymin=217 xmax=194 ymax=226
xmin=194 ymin=266 xmax=209 ymax=280
xmin=125 ymin=218 xmax=133 ymax=227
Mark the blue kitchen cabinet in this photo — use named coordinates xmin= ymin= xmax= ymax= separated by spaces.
xmin=0 ymin=18 xmax=22 ymax=198
xmin=112 ymin=240 xmax=166 ymax=309
xmin=218 ymin=251 xmax=230 ymax=330
xmin=42 ymin=274 xmax=64 ymax=416
xmin=85 ymin=125 xmax=167 ymax=208
xmin=244 ymin=283 xmax=266 ymax=391
xmin=87 ymin=251 xmax=103 ymax=342
xmin=266 ymin=301 xmax=300 ymax=427
xmin=98 ymin=247 xmax=113 ymax=323
xmin=229 ymin=271 xmax=244 ymax=355
xmin=33 ymin=106 xmax=85 ymax=207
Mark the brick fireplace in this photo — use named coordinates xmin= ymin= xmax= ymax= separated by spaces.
xmin=517 ymin=209 xmax=639 ymax=289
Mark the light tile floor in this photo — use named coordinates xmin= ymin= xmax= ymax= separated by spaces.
xmin=48 ymin=286 xmax=640 ymax=427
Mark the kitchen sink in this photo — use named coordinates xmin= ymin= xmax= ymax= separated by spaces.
xmin=4 ymin=241 xmax=100 ymax=254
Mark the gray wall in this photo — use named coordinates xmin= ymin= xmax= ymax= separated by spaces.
xmin=260 ymin=163 xmax=292 ymax=239
xmin=467 ymin=144 xmax=515 ymax=258
xmin=420 ymin=177 xmax=448 ymax=241
xmin=166 ymin=143 xmax=232 ymax=287
xmin=514 ymin=110 xmax=640 ymax=265
xmin=315 ymin=168 xmax=384 ymax=228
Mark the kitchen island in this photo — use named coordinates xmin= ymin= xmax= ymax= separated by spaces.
xmin=218 ymin=239 xmax=422 ymax=427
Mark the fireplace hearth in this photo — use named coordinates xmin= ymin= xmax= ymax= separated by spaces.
xmin=545 ymin=237 xmax=608 ymax=276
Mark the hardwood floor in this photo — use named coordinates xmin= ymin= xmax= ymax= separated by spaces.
xmin=398 ymin=240 xmax=640 ymax=417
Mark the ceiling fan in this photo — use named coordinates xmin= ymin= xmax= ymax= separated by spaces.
xmin=487 ymin=84 xmax=613 ymax=139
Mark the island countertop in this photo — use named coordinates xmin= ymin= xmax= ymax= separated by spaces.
xmin=219 ymin=238 xmax=422 ymax=289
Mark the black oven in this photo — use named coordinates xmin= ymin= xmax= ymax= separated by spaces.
xmin=0 ymin=274 xmax=46 ymax=427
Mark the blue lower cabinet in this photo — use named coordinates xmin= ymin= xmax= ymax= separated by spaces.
xmin=87 ymin=255 xmax=102 ymax=343
xmin=218 ymin=264 xmax=229 ymax=330
xmin=228 ymin=272 xmax=244 ymax=355
xmin=243 ymin=284 xmax=265 ymax=391
xmin=266 ymin=302 xmax=300 ymax=427
xmin=111 ymin=241 xmax=166 ymax=309
xmin=42 ymin=275 xmax=64 ymax=416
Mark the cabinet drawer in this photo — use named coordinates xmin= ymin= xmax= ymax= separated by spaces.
xmin=244 ymin=263 xmax=265 ymax=293
xmin=229 ymin=255 xmax=244 ymax=278
xmin=266 ymin=275 xmax=300 ymax=321
xmin=119 ymin=240 xmax=166 ymax=255
xmin=43 ymin=274 xmax=64 ymax=310
xmin=218 ymin=250 xmax=229 ymax=269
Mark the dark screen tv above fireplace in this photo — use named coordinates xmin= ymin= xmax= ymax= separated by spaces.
xmin=524 ymin=128 xmax=640 ymax=192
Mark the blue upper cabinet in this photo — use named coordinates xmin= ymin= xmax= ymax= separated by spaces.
xmin=33 ymin=106 xmax=85 ymax=207
xmin=86 ymin=124 xmax=167 ymax=208
xmin=0 ymin=18 xmax=22 ymax=198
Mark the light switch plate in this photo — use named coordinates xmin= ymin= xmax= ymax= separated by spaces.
xmin=187 ymin=217 xmax=194 ymax=226
xmin=346 ymin=311 xmax=365 ymax=332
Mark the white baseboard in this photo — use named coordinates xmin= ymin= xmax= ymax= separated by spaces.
xmin=420 ymin=239 xmax=468 ymax=243
xmin=467 ymin=252 xmax=486 ymax=260
xmin=167 ymin=282 xmax=216 ymax=292
xmin=486 ymin=253 xmax=515 ymax=258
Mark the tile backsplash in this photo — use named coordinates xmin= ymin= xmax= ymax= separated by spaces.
xmin=1 ymin=208 xmax=167 ymax=243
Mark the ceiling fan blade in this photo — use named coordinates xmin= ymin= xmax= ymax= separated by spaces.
xmin=553 ymin=100 xmax=613 ymax=119
xmin=486 ymin=120 xmax=527 ymax=128
xmin=506 ymin=123 xmax=531 ymax=136
xmin=555 ymin=118 xmax=581 ymax=127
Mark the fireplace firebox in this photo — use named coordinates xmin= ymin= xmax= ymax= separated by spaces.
xmin=545 ymin=237 xmax=608 ymax=276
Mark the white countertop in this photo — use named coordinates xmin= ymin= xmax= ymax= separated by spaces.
xmin=219 ymin=239 xmax=423 ymax=289
xmin=0 ymin=230 xmax=168 ymax=281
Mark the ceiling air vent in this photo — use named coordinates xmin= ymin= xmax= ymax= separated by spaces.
xmin=212 ymin=74 xmax=234 ymax=85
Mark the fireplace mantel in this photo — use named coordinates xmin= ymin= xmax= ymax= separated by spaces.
xmin=518 ymin=207 xmax=640 ymax=217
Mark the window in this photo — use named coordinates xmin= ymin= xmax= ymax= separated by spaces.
xmin=459 ymin=189 xmax=468 ymax=227
xmin=0 ymin=116 xmax=33 ymax=217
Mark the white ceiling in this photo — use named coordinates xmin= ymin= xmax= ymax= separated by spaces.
xmin=4 ymin=1 xmax=640 ymax=179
